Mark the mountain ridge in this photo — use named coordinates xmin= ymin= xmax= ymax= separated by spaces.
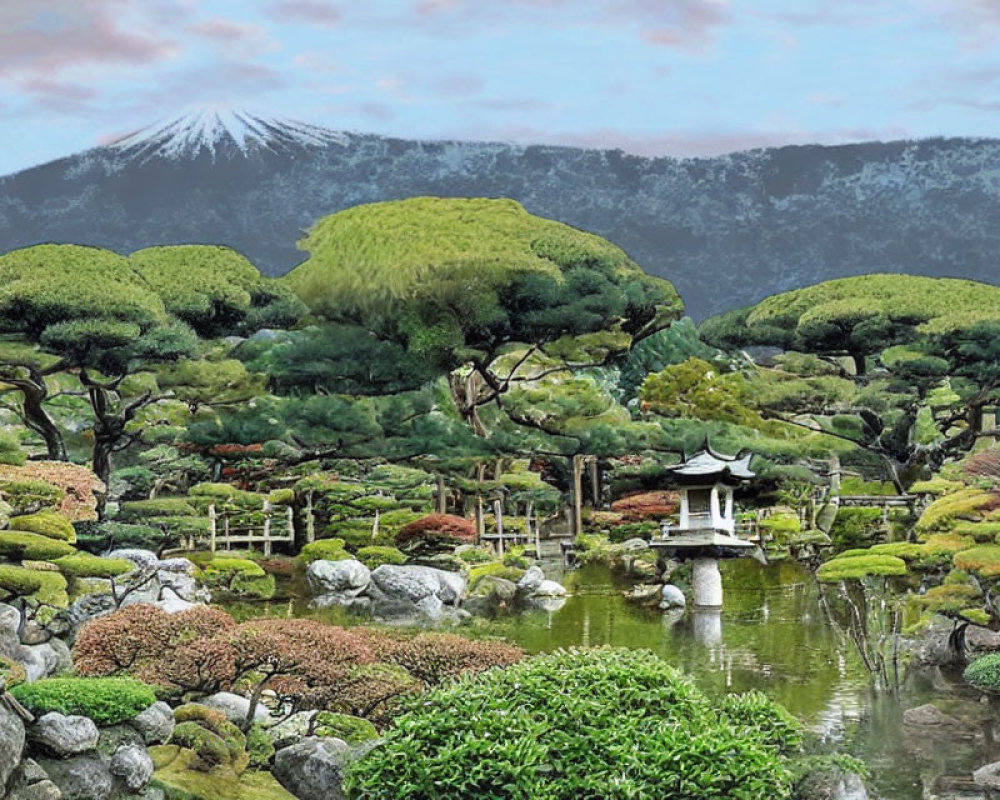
xmin=3 ymin=120 xmax=1000 ymax=319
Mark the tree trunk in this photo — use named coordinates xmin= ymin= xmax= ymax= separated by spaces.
xmin=571 ymin=454 xmax=584 ymax=537
xmin=0 ymin=367 xmax=67 ymax=461
xmin=850 ymin=350 xmax=866 ymax=376
xmin=436 ymin=474 xmax=447 ymax=514
xmin=589 ymin=457 xmax=601 ymax=508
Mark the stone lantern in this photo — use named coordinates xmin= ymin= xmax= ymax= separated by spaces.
xmin=651 ymin=443 xmax=764 ymax=608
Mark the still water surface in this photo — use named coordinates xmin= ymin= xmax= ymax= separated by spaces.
xmin=229 ymin=560 xmax=999 ymax=799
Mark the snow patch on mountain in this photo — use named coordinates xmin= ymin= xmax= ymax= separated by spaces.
xmin=108 ymin=108 xmax=350 ymax=162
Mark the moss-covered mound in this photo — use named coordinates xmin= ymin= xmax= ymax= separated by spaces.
xmin=0 ymin=532 xmax=75 ymax=561
xmin=816 ymin=553 xmax=908 ymax=582
xmin=150 ymin=745 xmax=296 ymax=800
xmin=11 ymin=677 xmax=156 ymax=725
xmin=9 ymin=511 xmax=76 ymax=542
xmin=953 ymin=545 xmax=1000 ymax=578
xmin=201 ymin=557 xmax=276 ymax=600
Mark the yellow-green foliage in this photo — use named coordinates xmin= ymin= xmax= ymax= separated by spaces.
xmin=919 ymin=583 xmax=982 ymax=615
xmin=910 ymin=479 xmax=965 ymax=496
xmin=917 ymin=488 xmax=1000 ymax=534
xmin=743 ymin=274 xmax=1000 ymax=338
xmin=759 ymin=512 xmax=801 ymax=543
xmin=872 ymin=533 xmax=974 ymax=568
xmin=203 ymin=558 xmax=275 ymax=600
xmin=9 ymin=511 xmax=76 ymax=542
xmin=816 ymin=553 xmax=907 ymax=582
xmin=53 ymin=553 xmax=133 ymax=579
xmin=468 ymin=563 xmax=527 ymax=591
xmin=150 ymin=745 xmax=297 ymax=800
xmin=356 ymin=546 xmax=406 ymax=569
xmin=0 ymin=532 xmax=75 ymax=561
xmin=297 ymin=538 xmax=350 ymax=564
xmin=951 ymin=522 xmax=1000 ymax=543
xmin=287 ymin=197 xmax=647 ymax=315
xmin=954 ymin=545 xmax=1000 ymax=578
xmin=0 ymin=565 xmax=43 ymax=597
xmin=189 ymin=483 xmax=266 ymax=510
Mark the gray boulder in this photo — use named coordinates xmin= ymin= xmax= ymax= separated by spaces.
xmin=128 ymin=702 xmax=174 ymax=746
xmin=370 ymin=565 xmax=465 ymax=605
xmin=0 ymin=702 xmax=26 ymax=790
xmin=109 ymin=744 xmax=153 ymax=791
xmin=265 ymin=711 xmax=314 ymax=749
xmin=6 ymin=758 xmax=62 ymax=800
xmin=415 ymin=595 xmax=445 ymax=621
xmin=34 ymin=756 xmax=112 ymax=800
xmin=794 ymin=767 xmax=869 ymax=800
xmin=975 ymin=761 xmax=1000 ymax=792
xmin=199 ymin=692 xmax=270 ymax=726
xmin=531 ymin=580 xmax=567 ymax=597
xmin=29 ymin=714 xmax=99 ymax=758
xmin=516 ymin=566 xmax=544 ymax=592
xmin=272 ymin=737 xmax=353 ymax=800
xmin=306 ymin=559 xmax=370 ymax=596
xmin=105 ymin=549 xmax=158 ymax=570
xmin=660 ymin=584 xmax=687 ymax=610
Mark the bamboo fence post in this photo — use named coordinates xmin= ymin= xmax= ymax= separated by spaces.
xmin=209 ymin=504 xmax=217 ymax=553
xmin=263 ymin=500 xmax=273 ymax=557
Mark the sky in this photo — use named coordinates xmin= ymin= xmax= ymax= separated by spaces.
xmin=1 ymin=0 xmax=1000 ymax=175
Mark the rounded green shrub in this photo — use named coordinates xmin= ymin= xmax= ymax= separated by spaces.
xmin=73 ymin=521 xmax=169 ymax=555
xmin=467 ymin=563 xmax=526 ymax=591
xmin=10 ymin=677 xmax=156 ymax=725
xmin=964 ymin=652 xmax=1000 ymax=693
xmin=246 ymin=724 xmax=275 ymax=768
xmin=313 ymin=712 xmax=378 ymax=744
xmin=0 ymin=479 xmax=63 ymax=515
xmin=9 ymin=511 xmax=76 ymax=542
xmin=54 ymin=553 xmax=134 ymax=578
xmin=0 ymin=532 xmax=76 ymax=561
xmin=203 ymin=557 xmax=276 ymax=600
xmin=298 ymin=538 xmax=350 ymax=565
xmin=344 ymin=648 xmax=800 ymax=800
xmin=118 ymin=498 xmax=197 ymax=521
xmin=356 ymin=546 xmax=406 ymax=569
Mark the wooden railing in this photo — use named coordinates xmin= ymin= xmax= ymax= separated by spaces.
xmin=178 ymin=501 xmax=295 ymax=556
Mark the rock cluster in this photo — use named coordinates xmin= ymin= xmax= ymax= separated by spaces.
xmin=1 ymin=699 xmax=167 ymax=800
xmin=307 ymin=559 xmax=568 ymax=621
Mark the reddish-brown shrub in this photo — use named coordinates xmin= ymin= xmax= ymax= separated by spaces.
xmin=385 ymin=633 xmax=524 ymax=686
xmin=964 ymin=451 xmax=1000 ymax=482
xmin=395 ymin=514 xmax=476 ymax=548
xmin=610 ymin=491 xmax=679 ymax=521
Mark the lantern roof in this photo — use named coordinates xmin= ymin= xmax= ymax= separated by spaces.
xmin=666 ymin=441 xmax=755 ymax=483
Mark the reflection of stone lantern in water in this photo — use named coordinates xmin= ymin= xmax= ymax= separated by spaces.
xmin=651 ymin=443 xmax=765 ymax=611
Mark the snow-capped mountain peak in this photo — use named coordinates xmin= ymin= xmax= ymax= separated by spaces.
xmin=108 ymin=107 xmax=349 ymax=161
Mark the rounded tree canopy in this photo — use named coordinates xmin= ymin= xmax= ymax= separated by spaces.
xmin=285 ymin=197 xmax=681 ymax=365
xmin=701 ymin=274 xmax=1000 ymax=366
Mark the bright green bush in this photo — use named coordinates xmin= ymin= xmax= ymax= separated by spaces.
xmin=246 ymin=724 xmax=275 ymax=768
xmin=965 ymin=652 xmax=1000 ymax=693
xmin=203 ymin=557 xmax=276 ymax=600
xmin=53 ymin=553 xmax=134 ymax=579
xmin=607 ymin=521 xmax=659 ymax=543
xmin=0 ymin=532 xmax=76 ymax=561
xmin=816 ymin=553 xmax=907 ymax=582
xmin=356 ymin=546 xmax=406 ymax=569
xmin=11 ymin=677 xmax=156 ymax=725
xmin=954 ymin=545 xmax=1000 ymax=578
xmin=298 ymin=538 xmax=350 ymax=564
xmin=344 ymin=648 xmax=799 ymax=800
xmin=950 ymin=521 xmax=1000 ymax=542
xmin=917 ymin=488 xmax=1000 ymax=534
xmin=313 ymin=712 xmax=378 ymax=745
xmin=9 ymin=511 xmax=76 ymax=542
xmin=456 ymin=547 xmax=493 ymax=564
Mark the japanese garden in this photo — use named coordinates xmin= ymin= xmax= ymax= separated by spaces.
xmin=4 ymin=195 xmax=1000 ymax=800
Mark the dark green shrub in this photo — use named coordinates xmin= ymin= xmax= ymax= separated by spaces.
xmin=118 ymin=498 xmax=197 ymax=521
xmin=73 ymin=521 xmax=172 ymax=555
xmin=203 ymin=558 xmax=276 ymax=600
xmin=9 ymin=511 xmax=76 ymax=542
xmin=830 ymin=508 xmax=885 ymax=552
xmin=607 ymin=521 xmax=659 ymax=543
xmin=0 ymin=532 xmax=76 ymax=561
xmin=110 ymin=467 xmax=156 ymax=501
xmin=356 ymin=546 xmax=406 ymax=569
xmin=964 ymin=652 xmax=1000 ymax=693
xmin=10 ymin=677 xmax=156 ymax=725
xmin=344 ymin=648 xmax=799 ymax=800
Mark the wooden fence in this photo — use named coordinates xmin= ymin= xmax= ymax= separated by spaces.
xmin=178 ymin=501 xmax=295 ymax=556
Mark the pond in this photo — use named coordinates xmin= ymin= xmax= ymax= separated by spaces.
xmin=225 ymin=559 xmax=999 ymax=799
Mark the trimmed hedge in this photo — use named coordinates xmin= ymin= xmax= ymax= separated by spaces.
xmin=298 ymin=538 xmax=350 ymax=565
xmin=53 ymin=553 xmax=134 ymax=579
xmin=9 ymin=511 xmax=76 ymax=542
xmin=816 ymin=553 xmax=907 ymax=582
xmin=356 ymin=546 xmax=406 ymax=569
xmin=118 ymin=498 xmax=197 ymax=520
xmin=11 ymin=677 xmax=156 ymax=725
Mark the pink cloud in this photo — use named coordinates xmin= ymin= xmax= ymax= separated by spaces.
xmin=188 ymin=19 xmax=267 ymax=43
xmin=0 ymin=2 xmax=177 ymax=82
xmin=266 ymin=1 xmax=341 ymax=27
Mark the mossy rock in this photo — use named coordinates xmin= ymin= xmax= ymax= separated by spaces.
xmin=816 ymin=553 xmax=907 ymax=582
xmin=53 ymin=552 xmax=133 ymax=578
xmin=919 ymin=583 xmax=982 ymax=615
xmin=467 ymin=563 xmax=526 ymax=591
xmin=150 ymin=746 xmax=297 ymax=800
xmin=0 ymin=479 xmax=63 ymax=516
xmin=9 ymin=511 xmax=76 ymax=542
xmin=0 ymin=654 xmax=27 ymax=688
xmin=119 ymin=498 xmax=198 ymax=520
xmin=950 ymin=521 xmax=1000 ymax=543
xmin=0 ymin=564 xmax=44 ymax=597
xmin=172 ymin=704 xmax=248 ymax=774
xmin=313 ymin=712 xmax=378 ymax=745
xmin=917 ymin=488 xmax=1000 ymax=534
xmin=910 ymin=479 xmax=965 ymax=496
xmin=0 ymin=531 xmax=75 ymax=561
